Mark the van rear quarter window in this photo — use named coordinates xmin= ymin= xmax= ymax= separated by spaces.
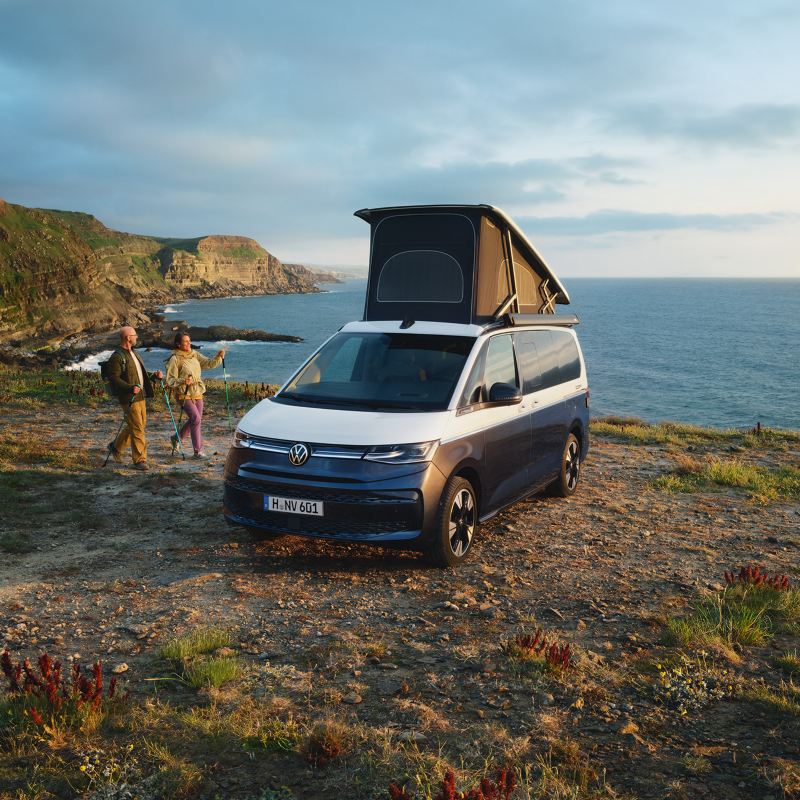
xmin=514 ymin=330 xmax=581 ymax=393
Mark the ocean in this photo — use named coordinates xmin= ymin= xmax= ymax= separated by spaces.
xmin=80 ymin=278 xmax=799 ymax=430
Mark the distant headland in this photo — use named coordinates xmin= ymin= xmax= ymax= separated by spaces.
xmin=0 ymin=198 xmax=340 ymax=361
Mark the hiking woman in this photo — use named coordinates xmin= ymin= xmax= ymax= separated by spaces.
xmin=165 ymin=333 xmax=225 ymax=458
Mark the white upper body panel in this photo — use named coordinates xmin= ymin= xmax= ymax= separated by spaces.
xmin=238 ymin=399 xmax=451 ymax=446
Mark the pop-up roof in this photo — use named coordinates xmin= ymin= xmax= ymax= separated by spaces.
xmin=354 ymin=204 xmax=570 ymax=326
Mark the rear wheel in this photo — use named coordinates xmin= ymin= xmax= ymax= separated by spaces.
xmin=428 ymin=476 xmax=477 ymax=568
xmin=548 ymin=433 xmax=581 ymax=497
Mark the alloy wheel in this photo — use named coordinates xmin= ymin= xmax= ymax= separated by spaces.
xmin=565 ymin=439 xmax=580 ymax=490
xmin=448 ymin=487 xmax=475 ymax=557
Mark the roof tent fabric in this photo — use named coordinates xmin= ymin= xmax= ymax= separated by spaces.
xmin=355 ymin=204 xmax=569 ymax=325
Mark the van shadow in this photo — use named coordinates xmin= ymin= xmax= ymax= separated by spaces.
xmin=241 ymin=534 xmax=433 ymax=576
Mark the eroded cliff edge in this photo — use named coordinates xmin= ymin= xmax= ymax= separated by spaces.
xmin=0 ymin=199 xmax=337 ymax=347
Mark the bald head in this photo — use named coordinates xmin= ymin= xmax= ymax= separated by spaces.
xmin=119 ymin=326 xmax=137 ymax=351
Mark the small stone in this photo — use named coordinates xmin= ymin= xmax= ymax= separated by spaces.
xmin=341 ymin=693 xmax=362 ymax=705
xmin=112 ymin=663 xmax=129 ymax=674
xmin=536 ymin=692 xmax=555 ymax=707
xmin=398 ymin=730 xmax=427 ymax=744
xmin=378 ymin=662 xmax=398 ymax=671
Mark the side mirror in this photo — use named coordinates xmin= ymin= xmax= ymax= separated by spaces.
xmin=488 ymin=382 xmax=522 ymax=405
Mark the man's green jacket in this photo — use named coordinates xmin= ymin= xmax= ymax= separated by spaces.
xmin=107 ymin=348 xmax=156 ymax=404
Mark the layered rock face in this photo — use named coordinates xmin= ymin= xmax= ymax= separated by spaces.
xmin=160 ymin=235 xmax=314 ymax=296
xmin=0 ymin=201 xmax=322 ymax=346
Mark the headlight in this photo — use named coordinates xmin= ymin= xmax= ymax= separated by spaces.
xmin=363 ymin=440 xmax=439 ymax=464
xmin=233 ymin=429 xmax=252 ymax=448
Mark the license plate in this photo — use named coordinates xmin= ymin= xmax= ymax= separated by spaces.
xmin=264 ymin=495 xmax=324 ymax=516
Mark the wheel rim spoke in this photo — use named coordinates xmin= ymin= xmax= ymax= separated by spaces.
xmin=449 ymin=488 xmax=474 ymax=556
xmin=565 ymin=441 xmax=579 ymax=489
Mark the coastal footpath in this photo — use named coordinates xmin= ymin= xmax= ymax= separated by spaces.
xmin=0 ymin=368 xmax=799 ymax=798
xmin=0 ymin=198 xmax=338 ymax=352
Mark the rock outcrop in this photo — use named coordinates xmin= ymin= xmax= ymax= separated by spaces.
xmin=0 ymin=200 xmax=327 ymax=347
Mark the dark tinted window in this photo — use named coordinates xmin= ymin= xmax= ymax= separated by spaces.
xmin=530 ymin=331 xmax=561 ymax=389
xmin=377 ymin=251 xmax=464 ymax=303
xmin=553 ymin=330 xmax=581 ymax=382
xmin=513 ymin=331 xmax=543 ymax=393
xmin=521 ymin=330 xmax=581 ymax=389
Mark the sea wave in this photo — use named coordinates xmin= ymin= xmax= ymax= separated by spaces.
xmin=64 ymin=350 xmax=114 ymax=372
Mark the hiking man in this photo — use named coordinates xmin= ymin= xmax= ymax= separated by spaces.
xmin=106 ymin=326 xmax=163 ymax=471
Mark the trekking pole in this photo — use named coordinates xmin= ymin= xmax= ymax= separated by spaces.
xmin=104 ymin=391 xmax=137 ymax=467
xmin=160 ymin=379 xmax=187 ymax=461
xmin=221 ymin=356 xmax=233 ymax=432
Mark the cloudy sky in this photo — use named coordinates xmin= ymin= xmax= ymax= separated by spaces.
xmin=1 ymin=0 xmax=798 ymax=276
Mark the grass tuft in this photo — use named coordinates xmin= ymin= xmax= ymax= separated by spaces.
xmin=665 ymin=582 xmax=800 ymax=649
xmin=654 ymin=456 xmax=800 ymax=502
xmin=160 ymin=628 xmax=233 ymax=661
xmin=775 ymin=650 xmax=800 ymax=677
xmin=182 ymin=656 xmax=240 ymax=689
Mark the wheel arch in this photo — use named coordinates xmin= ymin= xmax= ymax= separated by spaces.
xmin=452 ymin=462 xmax=482 ymax=516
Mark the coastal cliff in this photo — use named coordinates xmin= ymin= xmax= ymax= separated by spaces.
xmin=0 ymin=199 xmax=327 ymax=346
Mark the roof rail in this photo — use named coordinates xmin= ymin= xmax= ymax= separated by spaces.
xmin=508 ymin=313 xmax=580 ymax=327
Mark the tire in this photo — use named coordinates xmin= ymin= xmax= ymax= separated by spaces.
xmin=427 ymin=476 xmax=478 ymax=568
xmin=548 ymin=432 xmax=581 ymax=497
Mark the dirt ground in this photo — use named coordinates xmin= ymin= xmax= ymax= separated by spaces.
xmin=1 ymin=388 xmax=799 ymax=799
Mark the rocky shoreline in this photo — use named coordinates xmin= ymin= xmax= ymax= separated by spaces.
xmin=0 ymin=303 xmax=304 ymax=369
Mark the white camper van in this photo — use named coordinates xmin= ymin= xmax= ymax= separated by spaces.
xmin=224 ymin=205 xmax=589 ymax=566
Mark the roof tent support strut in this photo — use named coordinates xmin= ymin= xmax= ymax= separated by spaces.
xmin=538 ymin=278 xmax=557 ymax=314
xmin=505 ymin=228 xmax=518 ymax=314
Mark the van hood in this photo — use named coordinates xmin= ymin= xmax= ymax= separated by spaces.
xmin=238 ymin=398 xmax=450 ymax=446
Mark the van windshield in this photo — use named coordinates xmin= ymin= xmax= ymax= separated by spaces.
xmin=278 ymin=332 xmax=475 ymax=411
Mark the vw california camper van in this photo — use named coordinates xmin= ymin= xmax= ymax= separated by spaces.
xmin=224 ymin=205 xmax=589 ymax=566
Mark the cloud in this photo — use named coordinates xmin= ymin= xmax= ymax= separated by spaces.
xmin=608 ymin=103 xmax=800 ymax=147
xmin=517 ymin=209 xmax=794 ymax=237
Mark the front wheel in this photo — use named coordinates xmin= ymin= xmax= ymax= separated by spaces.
xmin=427 ymin=476 xmax=478 ymax=568
xmin=548 ymin=433 xmax=581 ymax=497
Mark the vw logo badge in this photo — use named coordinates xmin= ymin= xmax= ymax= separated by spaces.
xmin=288 ymin=443 xmax=309 ymax=466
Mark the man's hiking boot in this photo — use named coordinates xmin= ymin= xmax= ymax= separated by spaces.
xmin=133 ymin=461 xmax=150 ymax=471
xmin=192 ymin=451 xmax=208 ymax=459
xmin=170 ymin=434 xmax=180 ymax=455
xmin=107 ymin=442 xmax=123 ymax=464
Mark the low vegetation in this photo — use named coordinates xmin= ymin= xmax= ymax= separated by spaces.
xmin=592 ymin=416 xmax=800 ymax=449
xmin=665 ymin=568 xmax=799 ymax=649
xmin=653 ymin=453 xmax=800 ymax=502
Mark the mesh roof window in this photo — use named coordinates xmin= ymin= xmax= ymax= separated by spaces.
xmin=376 ymin=250 xmax=464 ymax=303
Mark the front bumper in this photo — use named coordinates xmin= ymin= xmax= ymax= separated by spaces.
xmin=222 ymin=443 xmax=446 ymax=546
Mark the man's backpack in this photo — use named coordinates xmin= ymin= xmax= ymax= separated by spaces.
xmin=99 ymin=349 xmax=126 ymax=397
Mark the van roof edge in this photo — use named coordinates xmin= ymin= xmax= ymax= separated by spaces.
xmin=353 ymin=203 xmax=570 ymax=305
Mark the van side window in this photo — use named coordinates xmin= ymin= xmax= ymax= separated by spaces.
xmin=526 ymin=330 xmax=581 ymax=388
xmin=529 ymin=331 xmax=560 ymax=389
xmin=513 ymin=331 xmax=543 ymax=393
xmin=552 ymin=330 xmax=581 ymax=382
xmin=483 ymin=334 xmax=518 ymax=395
xmin=459 ymin=347 xmax=486 ymax=406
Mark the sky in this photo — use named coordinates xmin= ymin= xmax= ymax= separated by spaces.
xmin=1 ymin=0 xmax=799 ymax=277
